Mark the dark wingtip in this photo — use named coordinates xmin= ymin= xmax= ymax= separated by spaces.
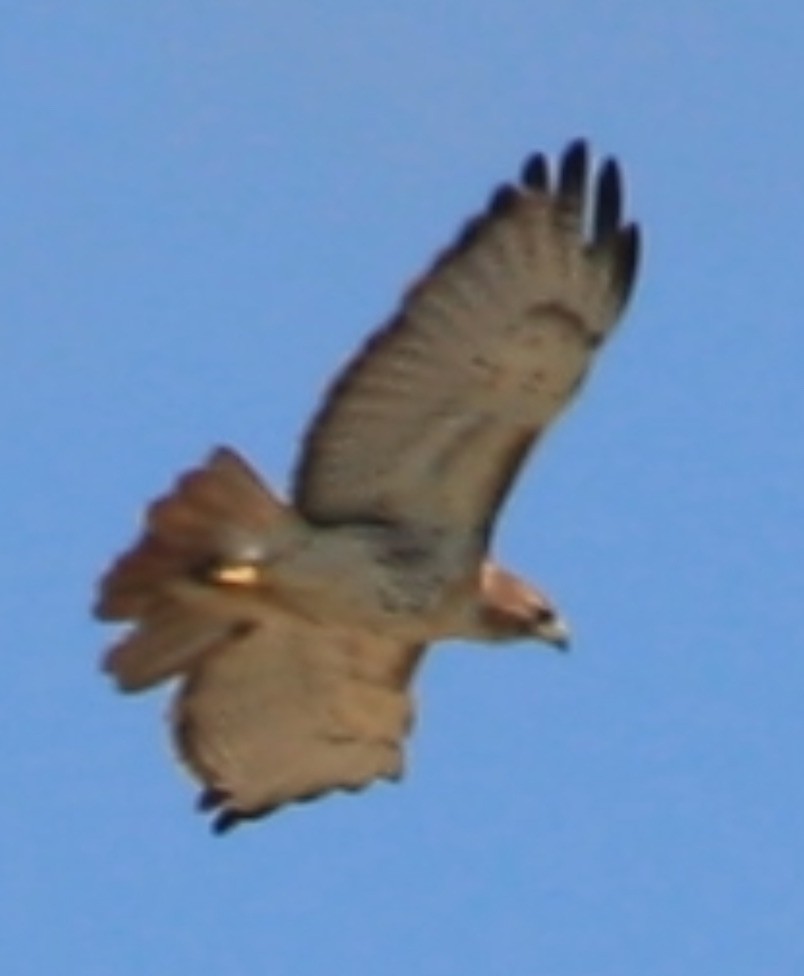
xmin=557 ymin=139 xmax=589 ymax=204
xmin=594 ymin=158 xmax=623 ymax=244
xmin=489 ymin=183 xmax=520 ymax=217
xmin=614 ymin=223 xmax=641 ymax=308
xmin=196 ymin=787 xmax=228 ymax=813
xmin=209 ymin=801 xmax=280 ymax=835
xmin=521 ymin=151 xmax=548 ymax=192
xmin=211 ymin=809 xmax=241 ymax=834
xmin=563 ymin=137 xmax=589 ymax=160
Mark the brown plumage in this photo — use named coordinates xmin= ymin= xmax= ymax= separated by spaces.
xmin=95 ymin=140 xmax=641 ymax=832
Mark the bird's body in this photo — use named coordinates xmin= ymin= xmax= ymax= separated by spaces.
xmin=95 ymin=140 xmax=641 ymax=831
xmin=236 ymin=519 xmax=480 ymax=638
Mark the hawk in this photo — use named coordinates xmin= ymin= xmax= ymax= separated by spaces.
xmin=95 ymin=140 xmax=640 ymax=832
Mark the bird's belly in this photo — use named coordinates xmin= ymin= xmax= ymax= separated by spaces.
xmin=269 ymin=524 xmax=477 ymax=639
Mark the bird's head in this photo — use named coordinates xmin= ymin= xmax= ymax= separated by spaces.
xmin=478 ymin=561 xmax=570 ymax=650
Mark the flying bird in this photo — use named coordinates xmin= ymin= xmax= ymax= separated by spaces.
xmin=95 ymin=140 xmax=641 ymax=832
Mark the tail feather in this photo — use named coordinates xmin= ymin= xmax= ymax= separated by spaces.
xmin=95 ymin=447 xmax=290 ymax=622
xmin=147 ymin=448 xmax=280 ymax=541
xmin=95 ymin=447 xmax=296 ymax=689
xmin=101 ymin=589 xmax=245 ymax=692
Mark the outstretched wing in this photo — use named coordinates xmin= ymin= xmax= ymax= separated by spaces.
xmin=104 ymin=593 xmax=423 ymax=832
xmin=293 ymin=140 xmax=640 ymax=543
xmin=172 ymin=613 xmax=423 ymax=832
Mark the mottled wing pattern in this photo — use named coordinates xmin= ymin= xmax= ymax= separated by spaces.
xmin=172 ymin=614 xmax=424 ymax=832
xmin=293 ymin=140 xmax=640 ymax=542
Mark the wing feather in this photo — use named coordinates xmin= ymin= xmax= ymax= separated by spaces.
xmin=171 ymin=612 xmax=424 ymax=831
xmin=97 ymin=445 xmax=426 ymax=830
xmin=293 ymin=140 xmax=640 ymax=541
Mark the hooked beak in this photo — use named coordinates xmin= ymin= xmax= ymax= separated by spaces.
xmin=535 ymin=613 xmax=571 ymax=652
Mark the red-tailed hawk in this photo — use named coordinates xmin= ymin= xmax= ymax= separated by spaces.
xmin=95 ymin=140 xmax=640 ymax=832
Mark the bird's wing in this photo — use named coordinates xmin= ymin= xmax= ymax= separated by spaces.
xmin=171 ymin=612 xmax=424 ymax=832
xmin=97 ymin=447 xmax=425 ymax=831
xmin=293 ymin=140 xmax=640 ymax=544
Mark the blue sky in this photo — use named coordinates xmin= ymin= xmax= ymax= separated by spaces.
xmin=4 ymin=3 xmax=804 ymax=974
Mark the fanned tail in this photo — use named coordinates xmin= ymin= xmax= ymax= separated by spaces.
xmin=94 ymin=447 xmax=298 ymax=691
